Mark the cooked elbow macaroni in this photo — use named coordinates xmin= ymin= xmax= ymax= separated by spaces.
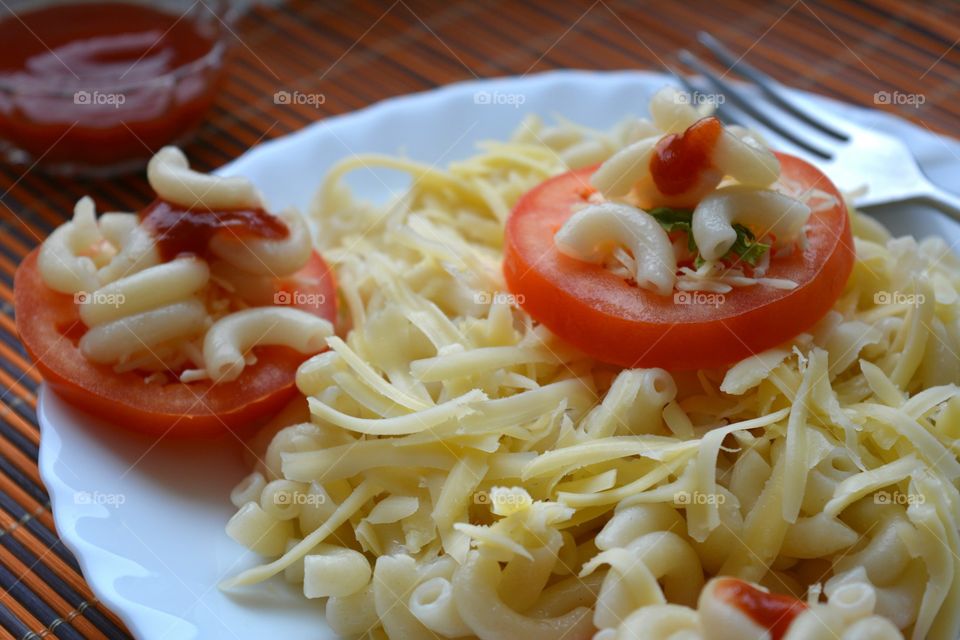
xmin=203 ymin=308 xmax=333 ymax=382
xmin=554 ymin=202 xmax=677 ymax=295
xmin=208 ymin=208 xmax=313 ymax=277
xmin=38 ymin=197 xmax=106 ymax=294
xmin=558 ymin=86 xmax=809 ymax=295
xmin=692 ymin=186 xmax=811 ymax=262
xmin=223 ymin=110 xmax=960 ymax=640
xmin=147 ymin=146 xmax=261 ymax=210
xmin=36 ymin=147 xmax=325 ymax=383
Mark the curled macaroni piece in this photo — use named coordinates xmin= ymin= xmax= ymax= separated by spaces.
xmin=208 ymin=208 xmax=312 ymax=277
xmin=259 ymin=478 xmax=308 ymax=520
xmin=452 ymin=550 xmax=594 ymax=640
xmin=209 ymin=259 xmax=277 ymax=306
xmin=409 ymin=576 xmax=472 ymax=638
xmin=147 ymin=146 xmax=261 ymax=210
xmin=649 ymin=85 xmax=712 ymax=133
xmin=826 ymin=564 xmax=925 ymax=631
xmin=590 ymin=138 xmax=658 ymax=198
xmin=595 ymin=502 xmax=685 ymax=547
xmin=785 ymin=606 xmax=902 ymax=640
xmin=599 ymin=604 xmax=700 ymax=640
xmin=582 ymin=531 xmax=704 ymax=630
xmin=96 ymin=212 xmax=138 ymax=248
xmin=303 ymin=544 xmax=371 ymax=598
xmin=79 ymin=300 xmax=207 ymax=364
xmin=692 ymin=186 xmax=811 ymax=262
xmin=576 ymin=367 xmax=677 ymax=440
xmin=225 ymin=501 xmax=295 ymax=557
xmin=835 ymin=617 xmax=903 ymax=640
xmin=37 ymin=197 xmax=103 ymax=294
xmin=230 ymin=471 xmax=266 ymax=508
xmin=203 ymin=307 xmax=334 ymax=382
xmin=824 ymin=582 xmax=878 ymax=624
xmin=372 ymin=555 xmax=463 ymax=640
xmin=78 ymin=258 xmax=209 ymax=327
xmin=713 ymin=128 xmax=780 ymax=187
xmin=697 ymin=579 xmax=769 ymax=639
xmin=554 ymin=202 xmax=677 ymax=295
xmin=95 ymin=223 xmax=160 ymax=286
xmin=325 ymin=584 xmax=377 ymax=638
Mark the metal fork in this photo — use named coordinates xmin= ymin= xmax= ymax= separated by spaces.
xmin=671 ymin=32 xmax=960 ymax=222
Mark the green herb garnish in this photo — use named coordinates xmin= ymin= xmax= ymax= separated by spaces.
xmin=648 ymin=207 xmax=693 ymax=233
xmin=648 ymin=207 xmax=697 ymax=252
xmin=728 ymin=223 xmax=771 ymax=266
xmin=648 ymin=207 xmax=770 ymax=267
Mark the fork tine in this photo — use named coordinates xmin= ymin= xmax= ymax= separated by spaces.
xmin=678 ymin=50 xmax=834 ymax=160
xmin=697 ymin=32 xmax=850 ymax=142
xmin=664 ymin=67 xmax=744 ymax=128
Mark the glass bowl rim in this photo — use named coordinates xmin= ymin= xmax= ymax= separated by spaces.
xmin=0 ymin=0 xmax=233 ymax=96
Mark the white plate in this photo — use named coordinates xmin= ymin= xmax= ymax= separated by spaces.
xmin=38 ymin=70 xmax=960 ymax=639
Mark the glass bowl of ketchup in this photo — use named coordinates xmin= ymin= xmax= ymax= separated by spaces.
xmin=0 ymin=0 xmax=232 ymax=176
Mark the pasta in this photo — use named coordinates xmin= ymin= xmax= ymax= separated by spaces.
xmin=691 ymin=186 xmax=811 ymax=261
xmin=37 ymin=197 xmax=103 ymax=294
xmin=559 ymin=87 xmax=809 ymax=295
xmin=553 ymin=202 xmax=677 ymax=295
xmin=36 ymin=146 xmax=332 ymax=384
xmin=203 ymin=308 xmax=332 ymax=382
xmin=223 ymin=88 xmax=960 ymax=640
xmin=208 ymin=208 xmax=314 ymax=277
xmin=146 ymin=146 xmax=261 ymax=210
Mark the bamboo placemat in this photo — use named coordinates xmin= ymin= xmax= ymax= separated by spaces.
xmin=0 ymin=0 xmax=957 ymax=637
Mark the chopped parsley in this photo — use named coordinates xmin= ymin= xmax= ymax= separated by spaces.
xmin=648 ymin=206 xmax=770 ymax=268
xmin=728 ymin=223 xmax=770 ymax=266
xmin=648 ymin=207 xmax=697 ymax=252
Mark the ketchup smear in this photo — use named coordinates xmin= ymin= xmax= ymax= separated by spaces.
xmin=715 ymin=578 xmax=808 ymax=640
xmin=649 ymin=116 xmax=723 ymax=195
xmin=141 ymin=200 xmax=289 ymax=262
xmin=0 ymin=2 xmax=222 ymax=169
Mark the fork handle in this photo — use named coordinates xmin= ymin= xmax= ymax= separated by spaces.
xmin=915 ymin=185 xmax=960 ymax=224
xmin=864 ymin=186 xmax=960 ymax=224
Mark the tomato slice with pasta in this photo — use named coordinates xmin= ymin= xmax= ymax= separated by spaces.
xmin=15 ymin=248 xmax=337 ymax=437
xmin=503 ymin=153 xmax=854 ymax=370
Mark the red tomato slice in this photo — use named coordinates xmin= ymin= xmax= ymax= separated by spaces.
xmin=14 ymin=249 xmax=337 ymax=437
xmin=503 ymin=153 xmax=855 ymax=370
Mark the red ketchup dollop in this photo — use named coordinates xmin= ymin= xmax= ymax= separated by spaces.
xmin=649 ymin=116 xmax=723 ymax=195
xmin=715 ymin=578 xmax=808 ymax=640
xmin=0 ymin=2 xmax=222 ymax=170
xmin=141 ymin=200 xmax=289 ymax=262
